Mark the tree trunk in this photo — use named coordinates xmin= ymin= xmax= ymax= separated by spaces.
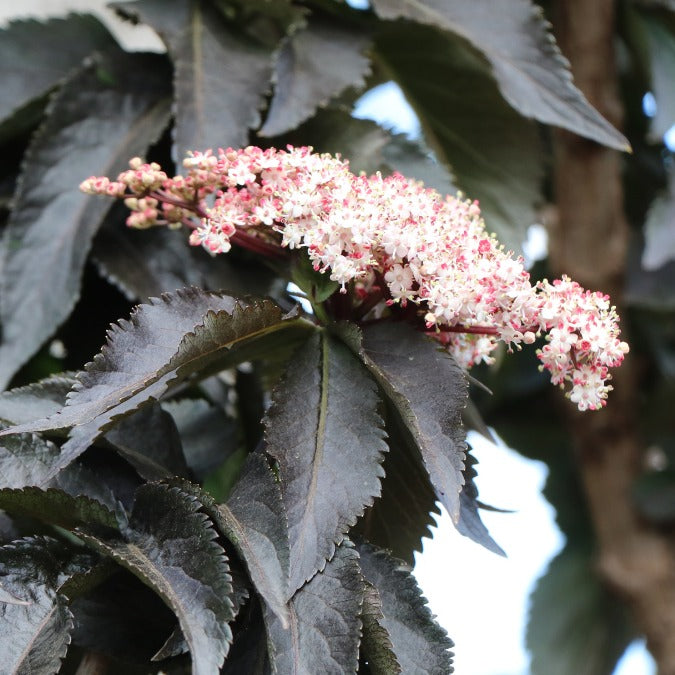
xmin=552 ymin=1 xmax=675 ymax=672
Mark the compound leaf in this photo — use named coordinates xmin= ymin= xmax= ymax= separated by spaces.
xmin=1 ymin=290 xmax=311 ymax=482
xmin=0 ymin=14 xmax=117 ymax=138
xmin=168 ymin=454 xmax=291 ymax=627
xmin=360 ymin=581 xmax=402 ymax=675
xmin=0 ymin=536 xmax=93 ymax=674
xmin=356 ymin=403 xmax=440 ymax=565
xmin=0 ymin=432 xmax=62 ymax=490
xmin=104 ymin=403 xmax=189 ymax=481
xmin=0 ymin=487 xmax=119 ymax=531
xmin=0 ymin=373 xmax=75 ymax=426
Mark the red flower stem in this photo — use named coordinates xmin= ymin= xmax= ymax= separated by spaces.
xmin=438 ymin=324 xmax=500 ymax=335
xmin=150 ymin=190 xmax=209 ymax=219
xmin=230 ymin=230 xmax=287 ymax=260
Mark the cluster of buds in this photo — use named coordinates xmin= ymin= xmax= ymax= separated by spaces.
xmin=81 ymin=146 xmax=629 ymax=410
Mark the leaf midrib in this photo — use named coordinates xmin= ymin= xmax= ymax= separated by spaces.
xmin=292 ymin=331 xmax=330 ymax=585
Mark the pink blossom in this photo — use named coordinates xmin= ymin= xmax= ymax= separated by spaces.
xmin=80 ymin=146 xmax=629 ymax=410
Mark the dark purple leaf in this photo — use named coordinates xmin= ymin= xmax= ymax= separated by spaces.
xmin=0 ymin=51 xmax=171 ymax=388
xmin=78 ymin=483 xmax=234 ymax=675
xmin=114 ymin=0 xmax=273 ymax=159
xmin=371 ymin=0 xmax=628 ymax=150
xmin=264 ymin=543 xmax=362 ymax=674
xmin=358 ymin=542 xmax=454 ymax=674
xmin=260 ymin=19 xmax=371 ymax=136
xmin=264 ymin=332 xmax=387 ymax=592
xmin=360 ymin=322 xmax=467 ymax=522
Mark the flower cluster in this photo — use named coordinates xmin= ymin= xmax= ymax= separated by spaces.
xmin=81 ymin=146 xmax=629 ymax=410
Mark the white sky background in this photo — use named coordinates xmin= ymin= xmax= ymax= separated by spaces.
xmin=0 ymin=2 xmax=658 ymax=672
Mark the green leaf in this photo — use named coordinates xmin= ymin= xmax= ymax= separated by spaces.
xmin=357 ymin=542 xmax=454 ymax=674
xmin=360 ymin=580 xmax=402 ymax=675
xmin=0 ymin=51 xmax=172 ymax=389
xmin=91 ymin=208 xmax=277 ymax=302
xmin=456 ymin=448 xmax=505 ymax=556
xmin=370 ymin=0 xmax=629 ymax=151
xmin=78 ymin=483 xmax=235 ymax=675
xmin=264 ymin=331 xmax=387 ymax=592
xmin=167 ymin=454 xmax=291 ymax=627
xmin=0 ymin=536 xmax=85 ymax=674
xmin=114 ymin=0 xmax=273 ymax=159
xmin=264 ymin=542 xmax=362 ymax=674
xmin=374 ymin=22 xmax=542 ymax=251
xmin=2 ymin=290 xmax=312 ymax=482
xmin=358 ymin=322 xmax=467 ymax=522
xmin=259 ymin=18 xmax=371 ymax=136
xmin=0 ymin=14 xmax=117 ymax=139
xmin=0 ymin=487 xmax=120 ymax=531
xmin=526 ymin=547 xmax=634 ymax=675
xmin=356 ymin=403 xmax=440 ymax=565
xmin=291 ymin=251 xmax=340 ymax=304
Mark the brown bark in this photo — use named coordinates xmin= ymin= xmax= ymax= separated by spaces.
xmin=551 ymin=1 xmax=675 ymax=672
